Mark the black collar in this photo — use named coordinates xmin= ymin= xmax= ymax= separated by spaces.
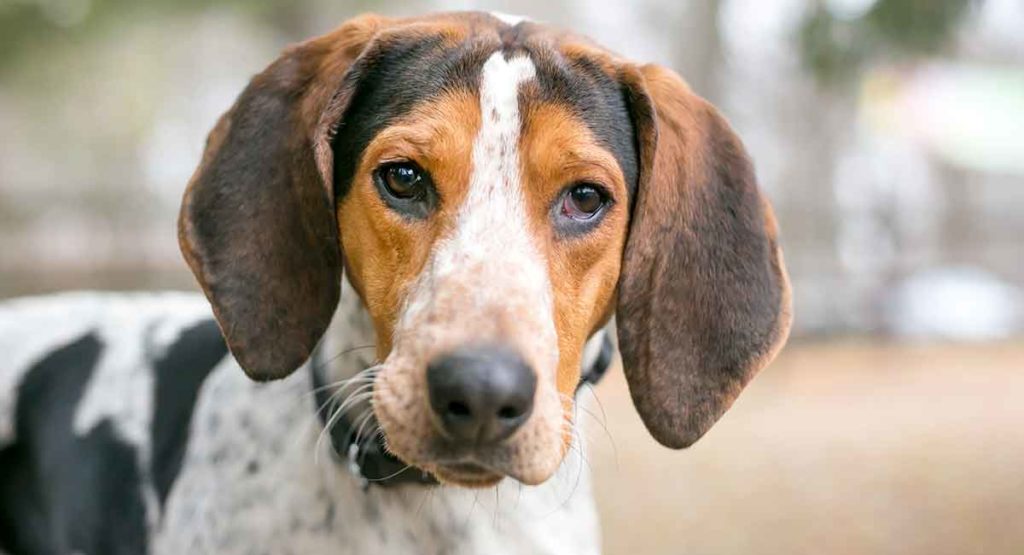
xmin=309 ymin=333 xmax=614 ymax=488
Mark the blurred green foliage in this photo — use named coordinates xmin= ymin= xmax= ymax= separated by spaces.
xmin=799 ymin=0 xmax=979 ymax=86
xmin=0 ymin=0 xmax=299 ymax=73
xmin=0 ymin=0 xmax=982 ymax=83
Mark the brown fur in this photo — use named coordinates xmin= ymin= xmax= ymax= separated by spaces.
xmin=616 ymin=64 xmax=793 ymax=449
xmin=519 ymin=102 xmax=629 ymax=398
xmin=178 ymin=11 xmax=792 ymax=487
xmin=338 ymin=90 xmax=481 ymax=360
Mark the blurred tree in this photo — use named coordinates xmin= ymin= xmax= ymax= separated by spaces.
xmin=0 ymin=0 xmax=304 ymax=72
xmin=798 ymin=0 xmax=980 ymax=86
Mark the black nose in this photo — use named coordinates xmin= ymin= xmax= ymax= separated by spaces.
xmin=427 ymin=345 xmax=536 ymax=445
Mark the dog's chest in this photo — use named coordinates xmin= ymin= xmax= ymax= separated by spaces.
xmin=155 ymin=361 xmax=601 ymax=555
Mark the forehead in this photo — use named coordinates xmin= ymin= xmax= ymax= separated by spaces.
xmin=332 ymin=14 xmax=638 ymax=198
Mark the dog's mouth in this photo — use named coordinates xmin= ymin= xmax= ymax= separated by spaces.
xmin=373 ymin=423 xmax=522 ymax=486
xmin=378 ymin=425 xmax=563 ymax=487
xmin=370 ymin=346 xmax=569 ymax=488
xmin=323 ymin=374 xmax=532 ymax=487
xmin=428 ymin=461 xmax=504 ymax=487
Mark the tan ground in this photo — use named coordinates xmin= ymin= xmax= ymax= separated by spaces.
xmin=586 ymin=340 xmax=1024 ymax=555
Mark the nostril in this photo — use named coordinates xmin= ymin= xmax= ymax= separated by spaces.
xmin=447 ymin=401 xmax=472 ymax=418
xmin=496 ymin=405 xmax=523 ymax=420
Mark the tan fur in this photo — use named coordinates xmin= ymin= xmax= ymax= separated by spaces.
xmin=338 ymin=90 xmax=481 ymax=359
xmin=341 ymin=93 xmax=630 ymax=485
xmin=179 ymin=11 xmax=792 ymax=488
xmin=519 ymin=103 xmax=628 ymax=402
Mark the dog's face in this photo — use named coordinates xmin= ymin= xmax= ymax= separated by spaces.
xmin=334 ymin=34 xmax=634 ymax=485
xmin=179 ymin=12 xmax=792 ymax=487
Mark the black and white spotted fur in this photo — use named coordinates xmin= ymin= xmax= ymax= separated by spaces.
xmin=0 ymin=279 xmax=608 ymax=554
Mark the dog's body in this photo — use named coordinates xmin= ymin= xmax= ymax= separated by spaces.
xmin=0 ymin=10 xmax=791 ymax=555
xmin=0 ymin=288 xmax=602 ymax=554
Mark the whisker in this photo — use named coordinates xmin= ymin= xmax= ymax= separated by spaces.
xmin=557 ymin=390 xmax=616 ymax=454
xmin=311 ymin=366 xmax=379 ymax=419
xmin=581 ymin=383 xmax=618 ymax=467
xmin=311 ymin=344 xmax=377 ymax=375
xmin=314 ymin=385 xmax=348 ymax=420
xmin=366 ymin=462 xmax=414 ymax=483
xmin=307 ymin=374 xmax=374 ymax=397
xmin=311 ymin=365 xmax=380 ymax=397
xmin=330 ymin=390 xmax=375 ymax=419
xmin=352 ymin=411 xmax=376 ymax=447
xmin=314 ymin=388 xmax=375 ymax=462
xmin=314 ymin=405 xmax=346 ymax=464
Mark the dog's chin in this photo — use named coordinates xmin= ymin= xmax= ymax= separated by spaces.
xmin=429 ymin=462 xmax=505 ymax=488
xmin=377 ymin=427 xmax=567 ymax=488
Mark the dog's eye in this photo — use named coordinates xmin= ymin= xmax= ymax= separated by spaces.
xmin=373 ymin=161 xmax=437 ymax=219
xmin=379 ymin=162 xmax=426 ymax=199
xmin=561 ymin=184 xmax=607 ymax=220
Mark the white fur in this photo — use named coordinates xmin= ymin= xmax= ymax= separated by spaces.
xmin=490 ymin=11 xmax=530 ymax=26
xmin=396 ymin=52 xmax=556 ymax=365
xmin=0 ymin=49 xmax=602 ymax=554
xmin=0 ymin=292 xmax=208 ymax=447
xmin=0 ymin=291 xmax=600 ymax=554
xmin=157 ymin=304 xmax=599 ymax=554
xmin=0 ymin=292 xmax=221 ymax=533
xmin=378 ymin=52 xmax=566 ymax=482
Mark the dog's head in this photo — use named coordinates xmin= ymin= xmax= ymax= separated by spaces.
xmin=179 ymin=12 xmax=791 ymax=487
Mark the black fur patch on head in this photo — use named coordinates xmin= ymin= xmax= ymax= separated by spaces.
xmin=332 ymin=26 xmax=638 ymax=203
xmin=331 ymin=35 xmax=493 ymax=200
xmin=0 ymin=333 xmax=148 ymax=555
xmin=150 ymin=318 xmax=228 ymax=506
xmin=527 ymin=46 xmax=640 ymax=196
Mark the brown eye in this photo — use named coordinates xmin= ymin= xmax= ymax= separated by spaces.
xmin=373 ymin=161 xmax=438 ymax=220
xmin=562 ymin=183 xmax=607 ymax=220
xmin=379 ymin=162 xmax=426 ymax=199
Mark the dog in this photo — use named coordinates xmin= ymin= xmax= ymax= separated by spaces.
xmin=0 ymin=11 xmax=791 ymax=554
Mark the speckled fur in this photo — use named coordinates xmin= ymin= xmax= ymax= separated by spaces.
xmin=0 ymin=290 xmax=601 ymax=554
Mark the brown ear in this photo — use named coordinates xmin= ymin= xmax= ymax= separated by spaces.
xmin=616 ymin=64 xmax=792 ymax=448
xmin=178 ymin=15 xmax=389 ymax=380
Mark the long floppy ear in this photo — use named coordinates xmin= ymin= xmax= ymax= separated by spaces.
xmin=616 ymin=64 xmax=793 ymax=448
xmin=178 ymin=15 xmax=389 ymax=380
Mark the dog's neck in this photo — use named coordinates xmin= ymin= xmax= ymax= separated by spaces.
xmin=311 ymin=276 xmax=614 ymax=488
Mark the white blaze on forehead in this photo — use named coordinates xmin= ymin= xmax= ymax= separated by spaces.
xmin=458 ymin=52 xmax=537 ymax=252
xmin=455 ymin=50 xmax=555 ymax=362
xmin=395 ymin=50 xmax=557 ymax=369
xmin=378 ymin=51 xmax=565 ymax=480
xmin=490 ymin=12 xmax=530 ymax=26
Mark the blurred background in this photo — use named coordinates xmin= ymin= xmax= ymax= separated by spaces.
xmin=0 ymin=0 xmax=1021 ymax=553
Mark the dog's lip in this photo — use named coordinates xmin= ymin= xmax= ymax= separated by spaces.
xmin=373 ymin=385 xmax=553 ymax=486
xmin=431 ymin=460 xmax=504 ymax=487
xmin=390 ymin=444 xmax=550 ymax=487
xmin=439 ymin=461 xmax=493 ymax=475
xmin=374 ymin=420 xmax=509 ymax=484
xmin=378 ymin=425 xmax=549 ymax=485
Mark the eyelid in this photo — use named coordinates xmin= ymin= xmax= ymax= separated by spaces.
xmin=559 ymin=158 xmax=620 ymax=191
xmin=564 ymin=180 xmax=614 ymax=204
xmin=378 ymin=155 xmax=416 ymax=166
